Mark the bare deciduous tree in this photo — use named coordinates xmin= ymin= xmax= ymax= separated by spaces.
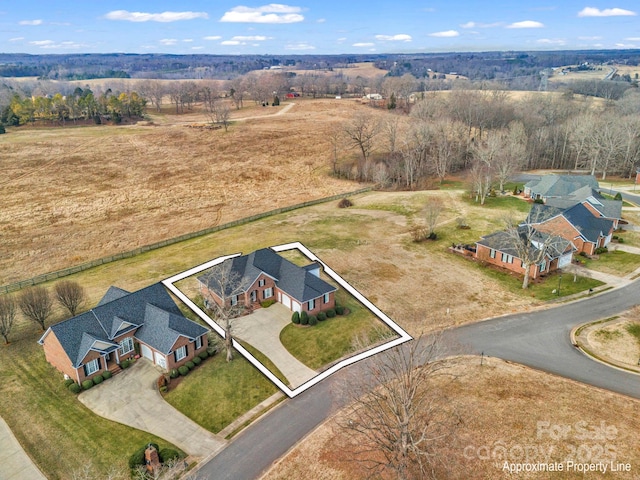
xmin=338 ymin=335 xmax=459 ymax=480
xmin=424 ymin=198 xmax=443 ymax=238
xmin=19 ymin=286 xmax=53 ymax=330
xmin=0 ymin=295 xmax=17 ymax=344
xmin=202 ymin=264 xmax=246 ymax=362
xmin=343 ymin=111 xmax=380 ymax=164
xmin=493 ymin=121 xmax=527 ymax=193
xmin=55 ymin=280 xmax=86 ymax=317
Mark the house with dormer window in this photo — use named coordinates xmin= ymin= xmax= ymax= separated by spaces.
xmin=198 ymin=248 xmax=336 ymax=316
xmin=39 ymin=283 xmax=208 ymax=384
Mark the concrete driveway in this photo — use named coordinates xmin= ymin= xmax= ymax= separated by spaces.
xmin=79 ymin=360 xmax=225 ymax=459
xmin=0 ymin=417 xmax=47 ymax=480
xmin=233 ymin=303 xmax=317 ymax=388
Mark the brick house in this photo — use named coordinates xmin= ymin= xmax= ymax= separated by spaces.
xmin=526 ymin=203 xmax=615 ymax=255
xmin=198 ymin=248 xmax=336 ymax=316
xmin=39 ymin=283 xmax=208 ymax=384
xmin=476 ymin=227 xmax=574 ymax=279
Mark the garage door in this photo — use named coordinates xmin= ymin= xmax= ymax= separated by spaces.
xmin=140 ymin=344 xmax=153 ymax=361
xmin=154 ymin=352 xmax=167 ymax=370
xmin=292 ymin=301 xmax=301 ymax=313
xmin=281 ymin=294 xmax=291 ymax=309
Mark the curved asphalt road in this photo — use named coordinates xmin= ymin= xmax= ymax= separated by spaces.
xmin=195 ymin=278 xmax=640 ymax=479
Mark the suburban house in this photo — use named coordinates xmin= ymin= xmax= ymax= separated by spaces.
xmin=523 ymin=174 xmax=599 ymax=203
xmin=39 ymin=283 xmax=208 ymax=384
xmin=198 ymin=248 xmax=337 ymax=316
xmin=544 ymin=187 xmax=623 ymax=229
xmin=526 ymin=202 xmax=615 ymax=255
xmin=476 ymin=227 xmax=574 ymax=279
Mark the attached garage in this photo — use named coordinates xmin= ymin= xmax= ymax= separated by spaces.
xmin=281 ymin=294 xmax=292 ymax=309
xmin=140 ymin=344 xmax=153 ymax=361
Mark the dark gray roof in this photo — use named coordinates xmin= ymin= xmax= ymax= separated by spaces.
xmin=526 ymin=204 xmax=565 ymax=224
xmin=525 ymin=174 xmax=599 ymax=198
xmin=563 ymin=203 xmax=614 ymax=243
xmin=199 ymin=248 xmax=336 ymax=303
xmin=136 ymin=304 xmax=207 ymax=355
xmin=477 ymin=227 xmax=572 ymax=261
xmin=96 ymin=286 xmax=130 ymax=306
xmin=40 ymin=283 xmax=206 ymax=367
xmin=544 ymin=187 xmax=622 ymax=220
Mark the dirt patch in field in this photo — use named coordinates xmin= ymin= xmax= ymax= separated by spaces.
xmin=263 ymin=356 xmax=640 ymax=480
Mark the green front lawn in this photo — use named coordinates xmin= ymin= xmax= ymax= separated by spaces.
xmin=0 ymin=332 xmax=177 ymax=480
xmin=581 ymin=250 xmax=640 ymax=276
xmin=163 ymin=352 xmax=280 ymax=434
xmin=279 ymin=290 xmax=398 ymax=370
xmin=462 ymin=193 xmax=532 ymax=213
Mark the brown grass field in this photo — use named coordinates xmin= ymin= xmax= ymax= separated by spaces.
xmin=263 ymin=356 xmax=640 ymax=480
xmin=0 ymin=98 xmax=381 ymax=285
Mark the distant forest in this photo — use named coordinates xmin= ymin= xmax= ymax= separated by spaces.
xmin=1 ymin=49 xmax=640 ymax=84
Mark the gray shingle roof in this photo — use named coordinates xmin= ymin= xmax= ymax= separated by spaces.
xmin=477 ymin=227 xmax=572 ymax=261
xmin=40 ymin=283 xmax=207 ymax=367
xmin=563 ymin=203 xmax=614 ymax=243
xmin=525 ymin=174 xmax=599 ymax=198
xmin=199 ymin=248 xmax=336 ymax=304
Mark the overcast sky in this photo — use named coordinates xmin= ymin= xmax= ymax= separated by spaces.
xmin=1 ymin=1 xmax=639 ymax=55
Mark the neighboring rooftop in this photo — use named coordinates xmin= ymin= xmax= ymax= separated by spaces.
xmin=525 ymin=174 xmax=599 ymax=199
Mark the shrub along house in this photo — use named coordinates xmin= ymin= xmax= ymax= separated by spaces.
xmin=39 ymin=283 xmax=208 ymax=384
xmin=198 ymin=248 xmax=336 ymax=316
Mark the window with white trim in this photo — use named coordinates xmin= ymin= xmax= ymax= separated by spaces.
xmin=119 ymin=337 xmax=134 ymax=355
xmin=84 ymin=358 xmax=100 ymax=376
xmin=501 ymin=253 xmax=514 ymax=264
xmin=195 ymin=335 xmax=202 ymax=350
xmin=258 ymin=278 xmax=266 ymax=287
xmin=174 ymin=345 xmax=187 ymax=362
xmin=308 ymin=298 xmax=315 ymax=311
xmin=323 ymin=293 xmax=330 ymax=304
xmin=250 ymin=290 xmax=257 ymax=302
xmin=230 ymin=295 xmax=238 ymax=306
xmin=489 ymin=249 xmax=496 ymax=259
xmin=263 ymin=287 xmax=273 ymax=299
xmin=540 ymin=261 xmax=546 ymax=272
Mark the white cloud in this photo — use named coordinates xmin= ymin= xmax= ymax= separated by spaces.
xmin=9 ymin=37 xmax=24 ymax=42
xmin=460 ymin=21 xmax=502 ymax=28
xmin=220 ymin=4 xmax=304 ymax=23
xmin=337 ymin=37 xmax=347 ymax=43
xmin=160 ymin=39 xmax=178 ymax=46
xmin=507 ymin=20 xmax=544 ymax=28
xmin=317 ymin=18 xmax=326 ymax=23
xmin=204 ymin=35 xmax=222 ymax=40
xmin=183 ymin=39 xmax=193 ymax=42
xmin=285 ymin=42 xmax=315 ymax=50
xmin=578 ymin=35 xmax=602 ymax=40
xmin=429 ymin=30 xmax=460 ymax=37
xmin=537 ymin=38 xmax=566 ymax=45
xmin=19 ymin=19 xmax=42 ymax=25
xmin=626 ymin=37 xmax=640 ymax=41
xmin=375 ymin=34 xmax=412 ymax=42
xmin=578 ymin=7 xmax=636 ymax=17
xmin=231 ymin=35 xmax=270 ymax=41
xmin=352 ymin=42 xmax=375 ymax=47
xmin=221 ymin=40 xmax=241 ymax=45
xmin=29 ymin=39 xmax=85 ymax=49
xmin=104 ymin=10 xmax=208 ymax=22
xmin=192 ymin=46 xmax=204 ymax=50
xmin=29 ymin=40 xmax=54 ymax=46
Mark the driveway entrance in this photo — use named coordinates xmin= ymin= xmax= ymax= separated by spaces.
xmin=79 ymin=360 xmax=225 ymax=458
xmin=232 ymin=303 xmax=317 ymax=388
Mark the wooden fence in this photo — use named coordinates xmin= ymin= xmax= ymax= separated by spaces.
xmin=0 ymin=187 xmax=372 ymax=294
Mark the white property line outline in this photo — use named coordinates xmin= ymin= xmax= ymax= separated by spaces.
xmin=163 ymin=242 xmax=413 ymax=398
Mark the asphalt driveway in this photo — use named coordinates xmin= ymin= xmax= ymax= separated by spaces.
xmin=232 ymin=303 xmax=317 ymax=388
xmin=78 ymin=360 xmax=225 ymax=458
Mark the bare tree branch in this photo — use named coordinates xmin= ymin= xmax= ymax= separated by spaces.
xmin=55 ymin=280 xmax=86 ymax=317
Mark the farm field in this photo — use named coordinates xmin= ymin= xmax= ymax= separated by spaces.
xmin=0 ymin=98 xmax=381 ymax=285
